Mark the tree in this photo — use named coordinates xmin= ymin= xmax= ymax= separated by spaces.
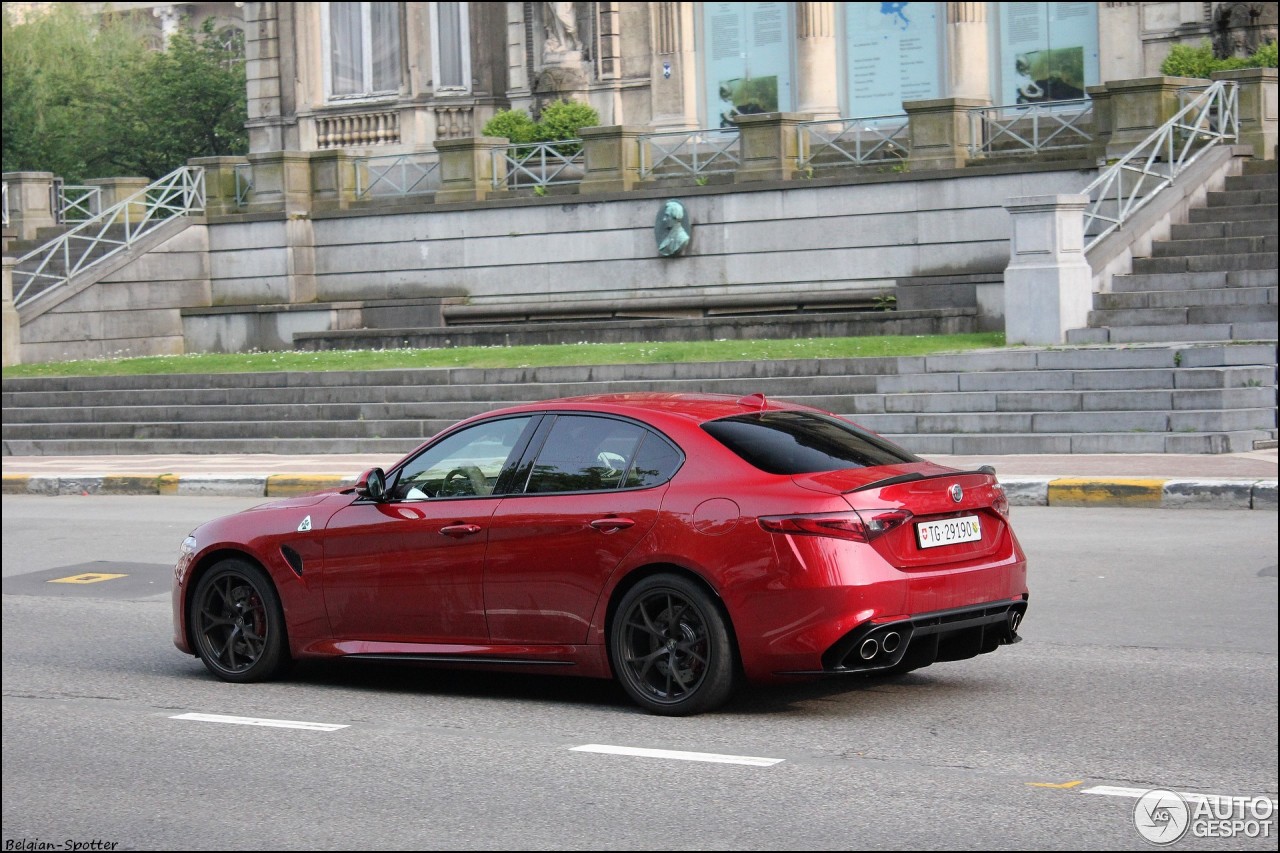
xmin=2 ymin=4 xmax=247 ymax=183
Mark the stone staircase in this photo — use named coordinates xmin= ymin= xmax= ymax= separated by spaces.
xmin=1068 ymin=159 xmax=1278 ymax=344
xmin=3 ymin=342 xmax=1275 ymax=456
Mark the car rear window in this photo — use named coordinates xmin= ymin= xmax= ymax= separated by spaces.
xmin=702 ymin=411 xmax=918 ymax=475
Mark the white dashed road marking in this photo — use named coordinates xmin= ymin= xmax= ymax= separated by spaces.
xmin=570 ymin=743 xmax=784 ymax=766
xmin=1083 ymin=786 xmax=1278 ymax=809
xmin=170 ymin=712 xmax=349 ymax=732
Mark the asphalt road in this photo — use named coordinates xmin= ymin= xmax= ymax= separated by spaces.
xmin=2 ymin=496 xmax=1276 ymax=851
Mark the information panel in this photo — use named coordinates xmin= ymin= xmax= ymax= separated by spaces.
xmin=703 ymin=2 xmax=794 ymax=128
xmin=997 ymin=2 xmax=1099 ymax=105
xmin=844 ymin=2 xmax=943 ymax=117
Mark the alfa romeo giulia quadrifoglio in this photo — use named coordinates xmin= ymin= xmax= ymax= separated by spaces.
xmin=173 ymin=393 xmax=1028 ymax=715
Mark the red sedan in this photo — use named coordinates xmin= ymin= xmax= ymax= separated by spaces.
xmin=173 ymin=393 xmax=1028 ymax=715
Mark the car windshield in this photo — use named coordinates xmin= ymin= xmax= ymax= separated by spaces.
xmin=702 ymin=411 xmax=918 ymax=475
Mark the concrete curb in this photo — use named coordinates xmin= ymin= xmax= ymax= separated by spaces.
xmin=2 ymin=472 xmax=1276 ymax=509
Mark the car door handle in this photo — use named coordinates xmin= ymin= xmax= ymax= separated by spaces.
xmin=439 ymin=523 xmax=483 ymax=538
xmin=590 ymin=517 xmax=635 ymax=533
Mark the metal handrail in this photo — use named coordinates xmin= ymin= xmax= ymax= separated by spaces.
xmin=638 ymin=127 xmax=741 ymax=179
xmin=1 ymin=181 xmax=8 ymax=228
xmin=969 ymin=98 xmax=1093 ymax=157
xmin=234 ymin=163 xmax=253 ymax=207
xmin=57 ymin=185 xmax=103 ymax=222
xmin=356 ymin=153 xmax=441 ymax=198
xmin=12 ymin=165 xmax=205 ymax=310
xmin=797 ymin=114 xmax=909 ymax=169
xmin=493 ymin=140 xmax=584 ymax=189
xmin=1082 ymin=80 xmax=1237 ymax=251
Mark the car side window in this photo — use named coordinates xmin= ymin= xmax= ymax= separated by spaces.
xmin=391 ymin=416 xmax=535 ymax=501
xmin=623 ymin=432 xmax=683 ymax=488
xmin=523 ymin=415 xmax=653 ymax=494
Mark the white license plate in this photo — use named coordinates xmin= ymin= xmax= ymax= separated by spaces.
xmin=916 ymin=515 xmax=982 ymax=549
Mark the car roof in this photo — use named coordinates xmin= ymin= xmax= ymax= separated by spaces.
xmin=485 ymin=392 xmax=818 ymax=425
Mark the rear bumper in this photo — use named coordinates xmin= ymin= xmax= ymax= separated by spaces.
xmin=776 ymin=597 xmax=1028 ymax=676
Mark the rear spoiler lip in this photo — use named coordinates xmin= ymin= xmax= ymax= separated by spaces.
xmin=845 ymin=465 xmax=996 ymax=494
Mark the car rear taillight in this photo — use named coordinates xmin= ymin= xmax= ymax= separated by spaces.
xmin=758 ymin=509 xmax=914 ymax=543
xmin=992 ymin=484 xmax=1010 ymax=518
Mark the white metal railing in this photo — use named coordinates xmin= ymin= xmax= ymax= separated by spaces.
xmin=1 ymin=181 xmax=8 ymax=228
xmin=1083 ymin=80 xmax=1238 ymax=251
xmin=969 ymin=98 xmax=1093 ymax=157
xmin=638 ymin=127 xmax=741 ymax=179
xmin=797 ymin=114 xmax=909 ymax=170
xmin=57 ymin=184 xmax=103 ymax=222
xmin=356 ymin=152 xmax=441 ymax=198
xmin=12 ymin=165 xmax=205 ymax=310
xmin=234 ymin=163 xmax=253 ymax=207
xmin=493 ymin=140 xmax=584 ymax=189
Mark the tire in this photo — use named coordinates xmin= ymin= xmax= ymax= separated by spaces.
xmin=189 ymin=558 xmax=291 ymax=683
xmin=610 ymin=574 xmax=737 ymax=716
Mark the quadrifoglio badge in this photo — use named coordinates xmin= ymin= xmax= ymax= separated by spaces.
xmin=1134 ymin=788 xmax=1276 ymax=845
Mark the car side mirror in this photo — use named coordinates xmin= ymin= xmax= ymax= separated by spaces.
xmin=355 ymin=467 xmax=388 ymax=502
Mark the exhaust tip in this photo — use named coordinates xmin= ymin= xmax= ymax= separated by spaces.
xmin=859 ymin=638 xmax=879 ymax=661
xmin=881 ymin=631 xmax=901 ymax=654
xmin=1010 ymin=611 xmax=1022 ymax=633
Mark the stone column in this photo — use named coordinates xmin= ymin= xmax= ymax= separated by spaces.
xmin=244 ymin=2 xmax=288 ymax=153
xmin=946 ymin=3 xmax=991 ymax=102
xmin=1101 ymin=76 xmax=1205 ymax=160
xmin=1213 ymin=67 xmax=1278 ymax=161
xmin=1003 ymin=194 xmax=1093 ymax=345
xmin=2 ymin=257 xmax=20 ymax=366
xmin=435 ymin=137 xmax=510 ymax=203
xmin=1085 ymin=84 xmax=1114 ymax=162
xmin=245 ymin=151 xmax=313 ymax=215
xmin=3 ymin=172 xmax=58 ymax=241
xmin=309 ymin=150 xmax=361 ymax=211
xmin=904 ymin=97 xmax=988 ymax=170
xmin=579 ymin=126 xmax=645 ymax=193
xmin=189 ymin=156 xmax=251 ymax=217
xmin=649 ymin=2 xmax=700 ymax=131
xmin=84 ymin=176 xmax=150 ymax=222
xmin=734 ymin=113 xmax=811 ymax=183
xmin=796 ymin=3 xmax=839 ymax=120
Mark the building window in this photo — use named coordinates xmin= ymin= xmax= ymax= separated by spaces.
xmin=993 ymin=2 xmax=1099 ymax=105
xmin=430 ymin=2 xmax=471 ymax=93
xmin=324 ymin=2 xmax=403 ymax=100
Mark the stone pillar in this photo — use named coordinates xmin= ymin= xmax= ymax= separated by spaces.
xmin=309 ymin=150 xmax=360 ymax=211
xmin=579 ymin=126 xmax=644 ymax=193
xmin=796 ymin=3 xmax=839 ymax=120
xmin=245 ymin=151 xmax=313 ymax=215
xmin=244 ymin=2 xmax=287 ymax=153
xmin=1003 ymin=194 xmax=1093 ymax=345
xmin=85 ymin=176 xmax=151 ymax=223
xmin=1085 ymin=84 xmax=1114 ymax=162
xmin=649 ymin=2 xmax=700 ymax=131
xmin=734 ymin=113 xmax=811 ymax=183
xmin=189 ymin=156 xmax=250 ymax=217
xmin=2 ymin=258 xmax=20 ymax=366
xmin=3 ymin=172 xmax=58 ymax=241
xmin=946 ymin=3 xmax=991 ymax=102
xmin=904 ymin=97 xmax=988 ymax=170
xmin=1213 ymin=67 xmax=1278 ymax=160
xmin=1101 ymin=76 xmax=1205 ymax=160
xmin=434 ymin=137 xmax=510 ymax=203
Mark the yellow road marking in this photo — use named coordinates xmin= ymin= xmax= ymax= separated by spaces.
xmin=1028 ymin=780 xmax=1085 ymax=789
xmin=47 ymin=572 xmax=129 ymax=584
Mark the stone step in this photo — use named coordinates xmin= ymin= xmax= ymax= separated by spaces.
xmin=1109 ymin=268 xmax=1277 ymax=292
xmin=0 ymin=437 xmax=429 ymax=457
xmin=1241 ymin=159 xmax=1278 ymax=175
xmin=1095 ymin=286 xmax=1277 ymax=310
xmin=1169 ymin=219 xmax=1277 ymax=240
xmin=894 ymin=430 xmax=1275 ymax=456
xmin=1131 ymin=252 xmax=1277 ymax=274
xmin=1189 ymin=203 xmax=1276 ymax=223
xmin=1149 ymin=235 xmax=1278 ymax=257
xmin=1205 ymin=188 xmax=1278 ymax=208
xmin=1224 ymin=172 xmax=1280 ymax=192
xmin=1066 ymin=322 xmax=1278 ymax=344
xmin=850 ymin=407 xmax=1276 ymax=436
xmin=1087 ymin=304 xmax=1278 ymax=328
xmin=0 ymin=418 xmax=440 ymax=442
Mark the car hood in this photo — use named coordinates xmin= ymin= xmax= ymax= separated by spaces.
xmin=243 ymin=489 xmax=351 ymax=512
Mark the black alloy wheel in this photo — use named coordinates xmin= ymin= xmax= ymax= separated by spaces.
xmin=190 ymin=559 xmax=290 ymax=683
xmin=610 ymin=574 xmax=736 ymax=716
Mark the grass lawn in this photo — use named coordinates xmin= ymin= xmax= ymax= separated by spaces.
xmin=2 ymin=333 xmax=1006 ymax=378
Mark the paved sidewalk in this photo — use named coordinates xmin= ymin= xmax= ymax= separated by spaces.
xmin=3 ymin=448 xmax=1276 ymax=509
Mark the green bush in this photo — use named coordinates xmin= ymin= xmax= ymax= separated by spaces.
xmin=480 ymin=109 xmax=538 ymax=144
xmin=1160 ymin=39 xmax=1278 ymax=78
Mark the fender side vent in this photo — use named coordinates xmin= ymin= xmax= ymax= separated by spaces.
xmin=281 ymin=545 xmax=304 ymax=576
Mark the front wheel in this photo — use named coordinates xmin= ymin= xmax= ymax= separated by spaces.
xmin=189 ymin=559 xmax=291 ymax=683
xmin=610 ymin=574 xmax=737 ymax=716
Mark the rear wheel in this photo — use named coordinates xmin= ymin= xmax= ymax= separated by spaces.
xmin=190 ymin=559 xmax=291 ymax=683
xmin=610 ymin=574 xmax=736 ymax=716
